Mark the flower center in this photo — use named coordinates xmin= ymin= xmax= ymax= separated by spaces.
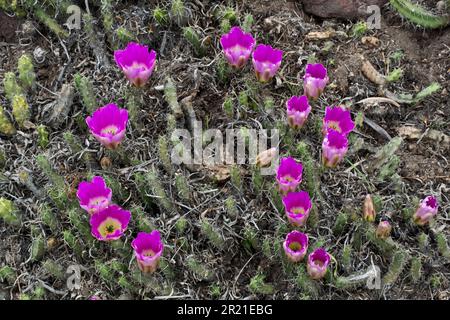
xmin=327 ymin=121 xmax=341 ymax=133
xmin=89 ymin=196 xmax=108 ymax=207
xmin=289 ymin=241 xmax=302 ymax=252
xmin=313 ymin=259 xmax=324 ymax=267
xmin=282 ymin=175 xmax=296 ymax=183
xmin=142 ymin=249 xmax=156 ymax=257
xmin=98 ymin=218 xmax=122 ymax=238
xmin=101 ymin=125 xmax=119 ymax=135
xmin=291 ymin=207 xmax=305 ymax=215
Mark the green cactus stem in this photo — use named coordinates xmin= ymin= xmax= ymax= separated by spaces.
xmin=390 ymin=0 xmax=450 ymax=29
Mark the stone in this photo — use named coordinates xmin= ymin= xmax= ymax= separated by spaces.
xmin=301 ymin=0 xmax=388 ymax=19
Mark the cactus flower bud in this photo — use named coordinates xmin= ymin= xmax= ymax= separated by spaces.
xmin=283 ymin=230 xmax=308 ymax=262
xmin=363 ymin=194 xmax=376 ymax=222
xmin=413 ymin=196 xmax=438 ymax=226
xmin=376 ymin=220 xmax=392 ymax=239
xmin=131 ymin=230 xmax=164 ymax=273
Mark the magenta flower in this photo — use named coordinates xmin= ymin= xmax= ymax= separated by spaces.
xmin=90 ymin=205 xmax=131 ymax=241
xmin=114 ymin=42 xmax=157 ymax=87
xmin=220 ymin=27 xmax=255 ymax=69
xmin=322 ymin=130 xmax=348 ymax=168
xmin=252 ymin=44 xmax=283 ymax=83
xmin=376 ymin=221 xmax=392 ymax=240
xmin=323 ymin=106 xmax=355 ymax=136
xmin=276 ymin=157 xmax=303 ymax=194
xmin=282 ymin=191 xmax=312 ymax=227
xmin=86 ymin=104 xmax=128 ymax=150
xmin=76 ymin=176 xmax=112 ymax=215
xmin=303 ymin=63 xmax=329 ymax=100
xmin=131 ymin=231 xmax=164 ymax=273
xmin=413 ymin=196 xmax=439 ymax=226
xmin=283 ymin=231 xmax=308 ymax=262
xmin=286 ymin=95 xmax=311 ymax=129
xmin=307 ymin=248 xmax=331 ymax=280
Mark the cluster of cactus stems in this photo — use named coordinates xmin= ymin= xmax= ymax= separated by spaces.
xmin=390 ymin=0 xmax=450 ymax=29
xmin=39 ymin=203 xmax=58 ymax=232
xmin=333 ymin=212 xmax=348 ymax=236
xmin=175 ymin=174 xmax=190 ymax=201
xmin=153 ymin=6 xmax=169 ymax=25
xmin=158 ymin=135 xmax=173 ymax=174
xmin=182 ymin=26 xmax=206 ymax=57
xmin=37 ymin=125 xmax=50 ymax=149
xmin=0 ymin=265 xmax=16 ymax=285
xmin=435 ymin=233 xmax=450 ymax=259
xmin=18 ymin=54 xmax=36 ymax=90
xmin=383 ymin=251 xmax=409 ymax=285
xmin=409 ymin=256 xmax=422 ymax=283
xmin=146 ymin=167 xmax=173 ymax=211
xmin=296 ymin=265 xmax=319 ymax=298
xmin=0 ymin=106 xmax=16 ymax=136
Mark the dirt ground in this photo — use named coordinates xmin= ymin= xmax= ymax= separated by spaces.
xmin=0 ymin=0 xmax=449 ymax=300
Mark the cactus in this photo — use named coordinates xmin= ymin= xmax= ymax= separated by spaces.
xmin=158 ymin=135 xmax=172 ymax=174
xmin=242 ymin=225 xmax=259 ymax=252
xmin=220 ymin=18 xmax=231 ymax=33
xmin=175 ymin=174 xmax=190 ymax=201
xmin=186 ymin=256 xmax=213 ymax=281
xmin=31 ymin=6 xmax=69 ymax=38
xmin=418 ymin=232 xmax=429 ymax=251
xmin=225 ymin=196 xmax=238 ymax=219
xmin=74 ymin=74 xmax=96 ymax=114
xmin=201 ymin=219 xmax=224 ymax=250
xmin=248 ymin=273 xmax=274 ymax=295
xmin=153 ymin=6 xmax=169 ymax=25
xmin=390 ymin=0 xmax=450 ymax=29
xmin=383 ymin=251 xmax=409 ymax=285
xmin=242 ymin=14 xmax=254 ymax=33
xmin=42 ymin=259 xmax=65 ymax=280
xmin=410 ymin=256 xmax=422 ymax=283
xmin=170 ymin=0 xmax=189 ymax=26
xmin=132 ymin=205 xmax=155 ymax=233
xmin=262 ymin=235 xmax=275 ymax=260
xmin=37 ymin=125 xmax=49 ymax=149
xmin=333 ymin=212 xmax=348 ymax=236
xmin=0 ymin=266 xmax=16 ymax=285
xmin=351 ymin=21 xmax=368 ymax=37
xmin=183 ymin=26 xmax=205 ymax=57
xmin=341 ymin=244 xmax=352 ymax=270
xmin=146 ymin=168 xmax=173 ymax=211
xmin=95 ymin=260 xmax=114 ymax=284
xmin=0 ymin=106 xmax=16 ymax=135
xmin=436 ymin=233 xmax=450 ymax=259
xmin=63 ymin=230 xmax=83 ymax=258
xmin=12 ymin=95 xmax=30 ymax=127
xmin=31 ymin=235 xmax=46 ymax=262
xmin=68 ymin=208 xmax=91 ymax=241
xmin=39 ymin=203 xmax=58 ymax=232
xmin=0 ymin=197 xmax=21 ymax=226
xmin=3 ymin=72 xmax=23 ymax=101
xmin=251 ymin=165 xmax=263 ymax=194
xmin=216 ymin=57 xmax=230 ymax=84
xmin=36 ymin=154 xmax=65 ymax=188
xmin=164 ymin=77 xmax=183 ymax=118
xmin=386 ymin=68 xmax=403 ymax=83
xmin=116 ymin=27 xmax=135 ymax=46
xmin=175 ymin=216 xmax=188 ymax=233
xmin=296 ymin=265 xmax=318 ymax=298
xmin=230 ymin=165 xmax=242 ymax=191
xmin=100 ymin=0 xmax=114 ymax=40
xmin=18 ymin=54 xmax=36 ymax=90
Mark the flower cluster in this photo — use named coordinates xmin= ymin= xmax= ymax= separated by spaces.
xmin=77 ymin=176 xmax=163 ymax=273
xmin=220 ymin=27 xmax=283 ymax=83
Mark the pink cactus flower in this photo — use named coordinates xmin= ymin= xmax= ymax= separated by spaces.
xmin=220 ymin=27 xmax=255 ymax=69
xmin=322 ymin=130 xmax=349 ymax=168
xmin=131 ymin=231 xmax=164 ymax=273
xmin=286 ymin=95 xmax=311 ymax=129
xmin=283 ymin=230 xmax=309 ymax=262
xmin=86 ymin=104 xmax=128 ymax=150
xmin=303 ymin=63 xmax=329 ymax=100
xmin=413 ymin=196 xmax=439 ymax=226
xmin=252 ymin=44 xmax=283 ymax=83
xmin=323 ymin=106 xmax=355 ymax=136
xmin=90 ymin=205 xmax=131 ymax=241
xmin=307 ymin=248 xmax=330 ymax=280
xmin=282 ymin=191 xmax=312 ymax=227
xmin=114 ymin=42 xmax=157 ymax=87
xmin=76 ymin=176 xmax=112 ymax=215
xmin=276 ymin=157 xmax=303 ymax=194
